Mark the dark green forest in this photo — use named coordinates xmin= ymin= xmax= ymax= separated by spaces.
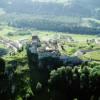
xmin=0 ymin=14 xmax=100 ymax=35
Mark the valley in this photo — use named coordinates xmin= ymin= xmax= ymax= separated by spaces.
xmin=0 ymin=0 xmax=100 ymax=99
xmin=0 ymin=21 xmax=100 ymax=100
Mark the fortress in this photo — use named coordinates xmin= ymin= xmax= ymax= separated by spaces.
xmin=27 ymin=35 xmax=83 ymax=96
xmin=27 ymin=35 xmax=62 ymax=70
xmin=27 ymin=35 xmax=82 ymax=70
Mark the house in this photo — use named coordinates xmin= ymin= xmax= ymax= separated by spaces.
xmin=32 ymin=35 xmax=41 ymax=47
xmin=86 ymin=39 xmax=95 ymax=44
xmin=59 ymin=35 xmax=74 ymax=43
xmin=95 ymin=39 xmax=100 ymax=44
xmin=19 ymin=39 xmax=29 ymax=45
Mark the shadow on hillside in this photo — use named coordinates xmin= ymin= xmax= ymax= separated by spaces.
xmin=0 ymin=48 xmax=8 ymax=57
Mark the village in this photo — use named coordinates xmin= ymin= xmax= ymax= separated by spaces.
xmin=0 ymin=32 xmax=100 ymax=64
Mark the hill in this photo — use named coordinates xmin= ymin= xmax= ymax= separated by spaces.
xmin=0 ymin=0 xmax=100 ymax=18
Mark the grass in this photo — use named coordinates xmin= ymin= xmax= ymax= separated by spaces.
xmin=0 ymin=25 xmax=16 ymax=36
xmin=82 ymin=50 xmax=100 ymax=61
xmin=8 ymin=35 xmax=31 ymax=40
xmin=0 ymin=44 xmax=6 ymax=48
xmin=3 ymin=49 xmax=27 ymax=61
xmin=35 ymin=30 xmax=97 ymax=42
xmin=0 ymin=25 xmax=31 ymax=40
xmin=0 ymin=25 xmax=97 ymax=41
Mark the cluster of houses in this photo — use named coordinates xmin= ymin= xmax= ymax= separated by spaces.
xmin=0 ymin=36 xmax=28 ymax=54
xmin=31 ymin=34 xmax=75 ymax=52
xmin=59 ymin=34 xmax=74 ymax=43
xmin=87 ymin=38 xmax=100 ymax=45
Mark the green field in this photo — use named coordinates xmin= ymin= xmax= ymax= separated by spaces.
xmin=0 ymin=25 xmax=97 ymax=41
xmin=83 ymin=50 xmax=100 ymax=61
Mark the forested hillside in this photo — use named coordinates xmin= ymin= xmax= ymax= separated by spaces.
xmin=0 ymin=0 xmax=100 ymax=18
